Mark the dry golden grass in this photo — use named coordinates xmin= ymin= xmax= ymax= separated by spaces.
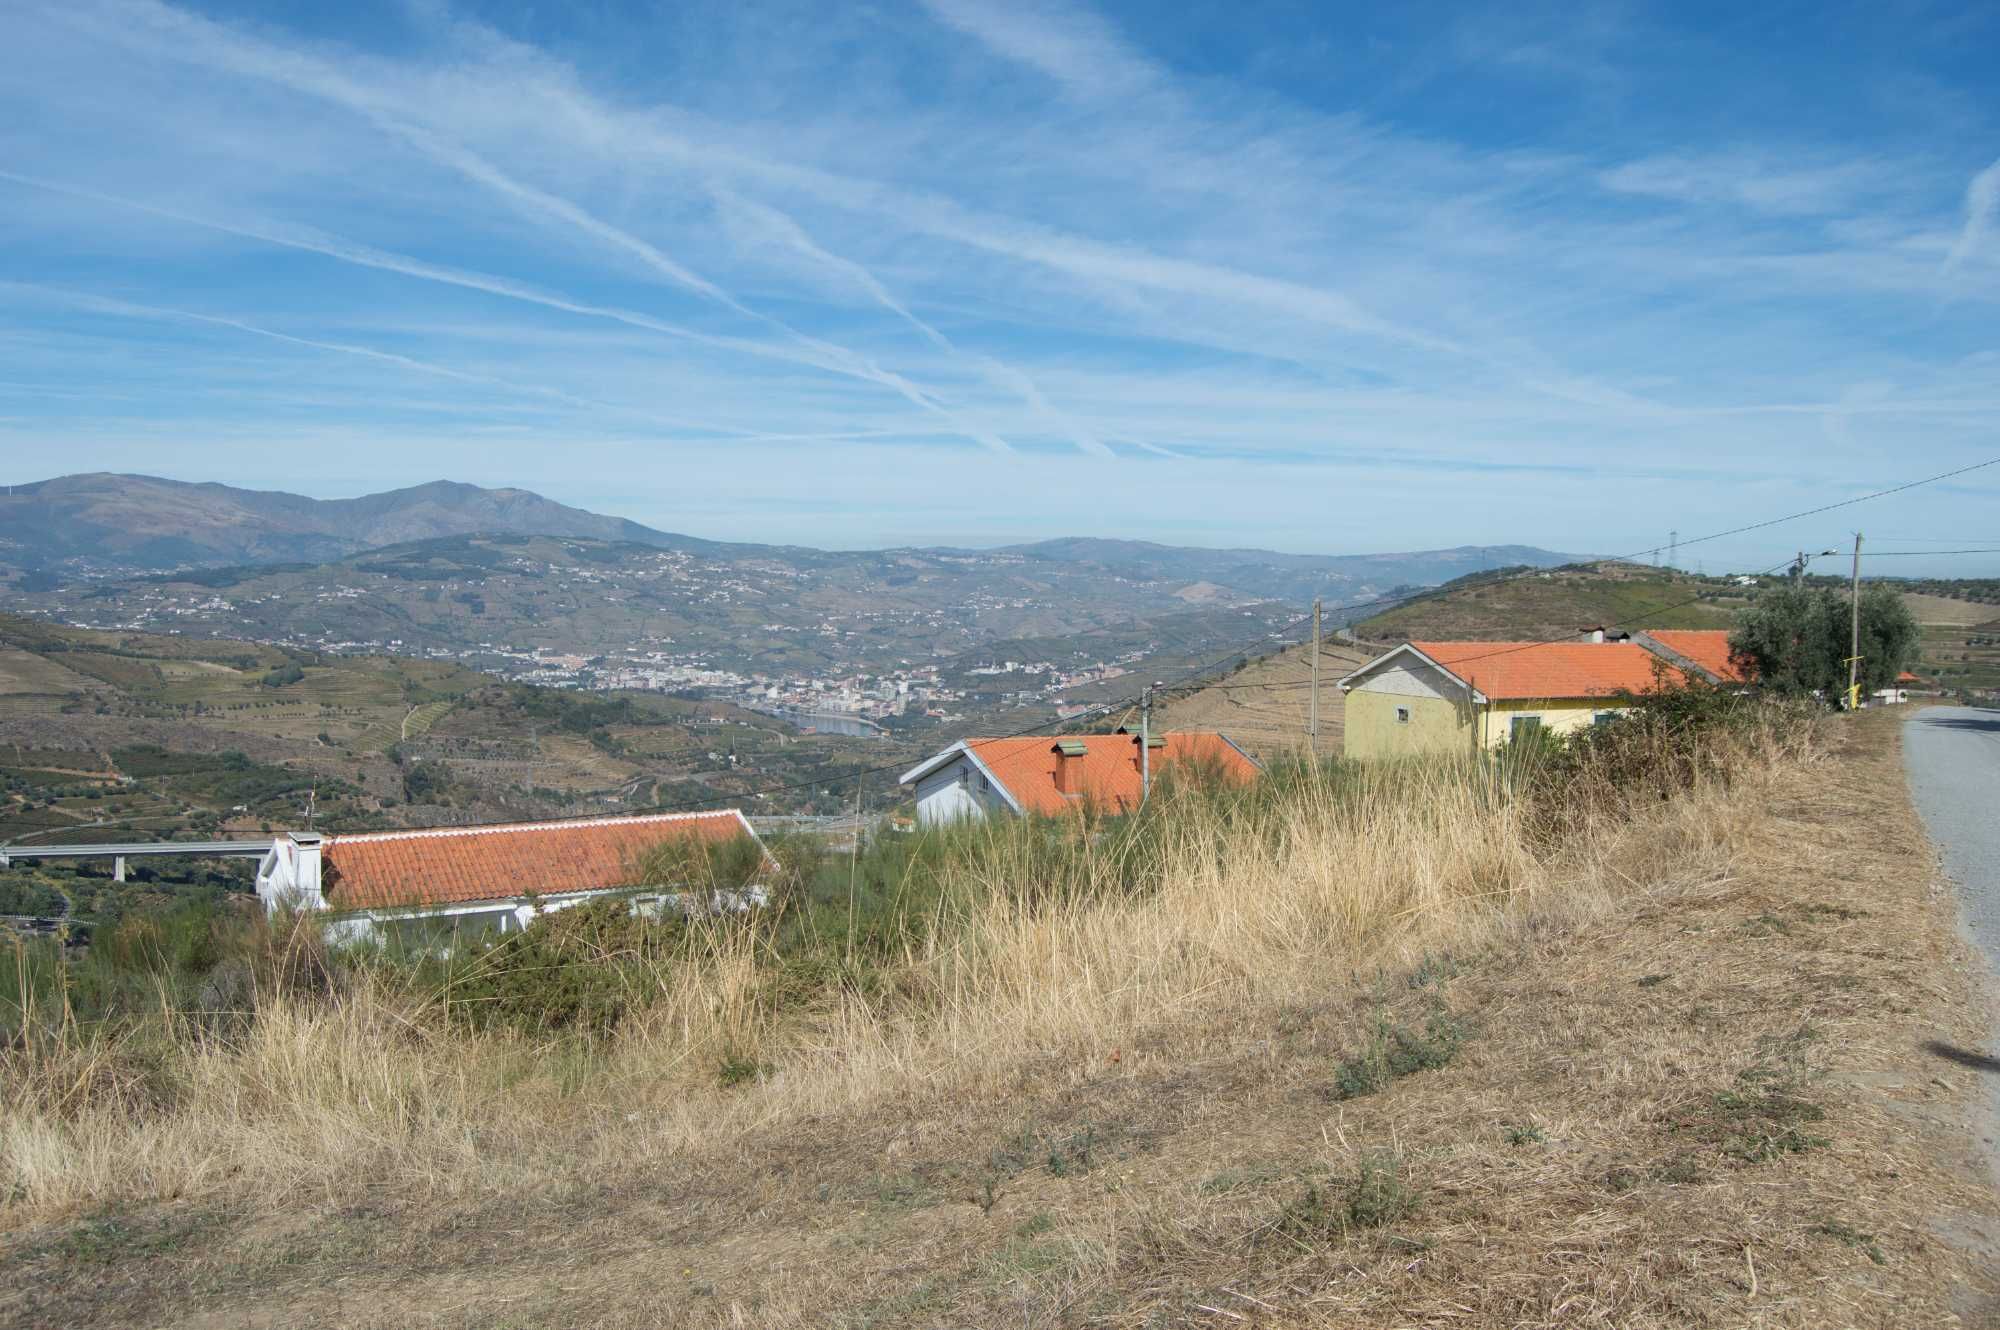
xmin=2 ymin=711 xmax=1996 ymax=1327
xmin=1902 ymin=591 xmax=2000 ymax=627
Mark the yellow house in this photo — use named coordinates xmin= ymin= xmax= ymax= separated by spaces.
xmin=1338 ymin=639 xmax=1690 ymax=760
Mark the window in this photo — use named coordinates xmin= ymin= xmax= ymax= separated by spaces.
xmin=1509 ymin=715 xmax=1542 ymax=740
xmin=1394 ymin=705 xmax=1412 ymax=725
xmin=1593 ymin=711 xmax=1617 ymax=727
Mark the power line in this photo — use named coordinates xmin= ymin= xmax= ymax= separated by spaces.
xmin=1844 ymin=548 xmax=2000 ymax=558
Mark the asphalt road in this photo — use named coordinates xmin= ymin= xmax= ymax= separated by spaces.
xmin=1906 ymin=707 xmax=2000 ymax=966
xmin=1903 ymin=705 xmax=2000 ymax=1195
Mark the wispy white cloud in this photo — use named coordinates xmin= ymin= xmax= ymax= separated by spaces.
xmin=1599 ymin=152 xmax=1890 ymax=216
xmin=1944 ymin=154 xmax=2000 ymax=272
xmin=916 ymin=0 xmax=1160 ymax=98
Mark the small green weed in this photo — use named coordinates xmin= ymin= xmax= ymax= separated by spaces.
xmin=1652 ymin=1153 xmax=1702 ymax=1184
xmin=1797 ymin=902 xmax=1868 ymax=922
xmin=1332 ymin=1003 xmax=1466 ymax=1100
xmin=986 ymin=1120 xmax=1133 ymax=1181
xmin=1199 ymin=1161 xmax=1289 ymax=1194
xmin=49 ymin=1208 xmax=217 ymax=1264
xmin=716 ymin=1053 xmax=765 ymax=1087
xmin=1742 ymin=912 xmax=1791 ymax=938
xmin=1271 ymin=1153 xmax=1417 ymax=1245
xmin=1406 ymin=950 xmax=1458 ymax=989
xmin=1503 ymin=1123 xmax=1546 ymax=1146
xmin=981 ymin=1236 xmax=1071 ymax=1280
xmin=1811 ymin=1220 xmax=1887 ymax=1265
xmin=1014 ymin=1212 xmax=1055 ymax=1239
xmin=1709 ymin=1084 xmax=1829 ymax=1162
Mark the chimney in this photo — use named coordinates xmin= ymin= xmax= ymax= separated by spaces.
xmin=1053 ymin=739 xmax=1087 ymax=796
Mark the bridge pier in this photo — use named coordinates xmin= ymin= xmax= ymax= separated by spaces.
xmin=114 ymin=856 xmax=127 ymax=883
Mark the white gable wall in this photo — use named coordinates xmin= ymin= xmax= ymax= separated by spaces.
xmin=1349 ymin=658 xmax=1466 ymax=702
xmin=914 ymin=753 xmax=1010 ymax=826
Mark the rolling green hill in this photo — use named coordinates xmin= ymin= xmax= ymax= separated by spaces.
xmin=1353 ymin=562 xmax=1748 ymax=642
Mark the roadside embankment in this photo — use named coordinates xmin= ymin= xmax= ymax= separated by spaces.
xmin=2 ymin=707 xmax=1996 ymax=1327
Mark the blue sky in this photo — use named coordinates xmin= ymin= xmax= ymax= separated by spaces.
xmin=2 ymin=0 xmax=1997 ymax=571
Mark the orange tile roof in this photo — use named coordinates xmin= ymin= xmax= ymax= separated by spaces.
xmin=1644 ymin=629 xmax=1754 ymax=683
xmin=961 ymin=732 xmax=1258 ymax=817
xmin=1408 ymin=641 xmax=1687 ymax=701
xmin=321 ymin=810 xmax=758 ymax=911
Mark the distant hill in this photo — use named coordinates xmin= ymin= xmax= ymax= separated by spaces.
xmin=1351 ymin=561 xmax=1747 ymax=642
xmin=997 ymin=538 xmax=1575 ymax=608
xmin=0 ymin=473 xmax=708 ymax=571
xmin=0 ymin=473 xmax=1584 ymax=674
xmin=0 ymin=475 xmax=1576 ymax=608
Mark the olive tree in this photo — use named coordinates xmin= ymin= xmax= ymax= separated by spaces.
xmin=1728 ymin=583 xmax=1919 ymax=697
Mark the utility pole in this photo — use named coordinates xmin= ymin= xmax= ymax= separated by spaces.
xmin=1139 ymin=681 xmax=1158 ymax=809
xmin=1308 ymin=597 xmax=1322 ymax=753
xmin=1847 ymin=532 xmax=1864 ymax=711
xmin=1668 ymin=529 xmax=1678 ymax=570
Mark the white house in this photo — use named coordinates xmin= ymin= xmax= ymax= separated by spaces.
xmin=254 ymin=809 xmax=770 ymax=947
xmin=898 ymin=732 xmax=1260 ymax=828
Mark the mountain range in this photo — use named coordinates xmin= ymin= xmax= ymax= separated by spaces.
xmin=0 ymin=473 xmax=709 ymax=569
xmin=1 ymin=473 xmax=1570 ymax=597
xmin=0 ymin=474 xmax=1576 ymax=673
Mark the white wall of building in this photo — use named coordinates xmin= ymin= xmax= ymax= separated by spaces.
xmin=1349 ymin=658 xmax=1465 ymax=702
xmin=913 ymin=756 xmax=1010 ymax=826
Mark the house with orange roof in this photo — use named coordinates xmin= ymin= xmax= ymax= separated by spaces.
xmin=254 ymin=809 xmax=770 ymax=946
xmin=898 ymin=731 xmax=1259 ymax=827
xmin=1337 ymin=639 xmax=1688 ymax=759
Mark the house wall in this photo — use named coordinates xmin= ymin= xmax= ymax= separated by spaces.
xmin=1345 ymin=670 xmax=1629 ymax=759
xmin=1477 ymin=698 xmax=1621 ymax=747
xmin=1344 ymin=690 xmax=1471 ymax=759
xmin=914 ymin=756 xmax=1009 ymax=826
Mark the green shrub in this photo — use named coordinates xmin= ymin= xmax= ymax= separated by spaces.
xmin=1332 ymin=1004 xmax=1466 ymax=1100
xmin=1274 ymin=1153 xmax=1417 ymax=1244
xmin=429 ymin=898 xmax=682 ymax=1035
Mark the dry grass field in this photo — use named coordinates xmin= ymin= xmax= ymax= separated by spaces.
xmin=3 ymin=708 xmax=1995 ymax=1327
xmin=1902 ymin=592 xmax=1999 ymax=627
xmin=0 ymin=646 xmax=100 ymax=697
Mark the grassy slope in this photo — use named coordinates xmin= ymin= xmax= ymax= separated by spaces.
xmin=3 ymin=713 xmax=1995 ymax=1327
xmin=1355 ymin=562 xmax=1745 ymax=642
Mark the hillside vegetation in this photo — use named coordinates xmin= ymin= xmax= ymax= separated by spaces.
xmin=1353 ymin=561 xmax=1745 ymax=641
xmin=0 ymin=614 xmax=885 ymax=922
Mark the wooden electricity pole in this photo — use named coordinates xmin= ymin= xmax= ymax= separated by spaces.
xmin=1308 ymin=597 xmax=1322 ymax=753
xmin=1847 ymin=532 xmax=1864 ymax=710
xmin=1139 ymin=683 xmax=1154 ymax=808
